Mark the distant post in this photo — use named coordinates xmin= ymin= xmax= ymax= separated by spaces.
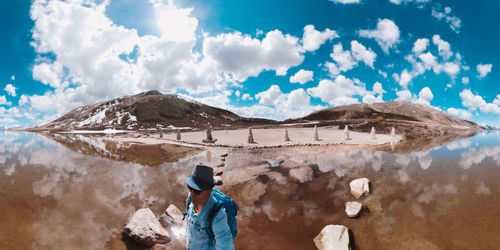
xmin=247 ymin=127 xmax=255 ymax=143
xmin=370 ymin=127 xmax=376 ymax=140
xmin=202 ymin=124 xmax=217 ymax=143
xmin=159 ymin=128 xmax=163 ymax=139
xmin=313 ymin=125 xmax=319 ymax=141
xmin=391 ymin=127 xmax=396 ymax=138
xmin=344 ymin=125 xmax=351 ymax=140
xmin=283 ymin=128 xmax=290 ymax=142
xmin=176 ymin=130 xmax=181 ymax=140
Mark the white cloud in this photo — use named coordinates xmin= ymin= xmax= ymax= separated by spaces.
xmin=203 ymin=30 xmax=304 ymax=81
xmin=418 ymin=52 xmax=437 ymax=70
xmin=442 ymin=62 xmax=460 ymax=79
xmin=302 ymin=25 xmax=338 ymax=52
xmin=286 ymin=88 xmax=310 ymax=109
xmin=153 ymin=2 xmax=198 ymax=42
xmin=0 ymin=96 xmax=11 ymax=106
xmin=412 ymin=38 xmax=429 ymax=55
xmin=362 ymin=81 xmax=386 ymax=103
xmin=19 ymin=95 xmax=29 ymax=106
xmin=477 ymin=64 xmax=492 ymax=79
xmin=432 ymin=35 xmax=453 ymax=60
xmin=359 ymin=19 xmax=400 ymax=53
xmin=460 ymin=89 xmax=500 ymax=115
xmin=234 ymin=90 xmax=240 ymax=97
xmin=447 ymin=108 xmax=472 ymax=119
xmin=378 ymin=69 xmax=387 ymax=78
xmin=431 ymin=6 xmax=461 ymax=33
xmin=329 ymin=0 xmax=361 ymax=3
xmin=396 ymin=89 xmax=413 ymax=101
xmin=307 ymin=75 xmax=367 ymax=106
xmin=350 ymin=40 xmax=376 ymax=68
xmin=32 ymin=61 xmax=65 ymax=88
xmin=255 ymin=85 xmax=285 ymax=105
xmin=4 ymin=84 xmax=17 ymax=97
xmin=290 ymin=69 xmax=314 ymax=84
xmin=388 ymin=0 xmax=430 ymax=6
xmin=330 ymin=43 xmax=356 ymax=73
xmin=398 ymin=69 xmax=413 ymax=89
xmin=11 ymin=75 xmax=15 ymax=81
xmin=417 ymin=86 xmax=433 ymax=105
xmin=461 ymin=77 xmax=469 ymax=84
xmin=241 ymin=93 xmax=253 ymax=101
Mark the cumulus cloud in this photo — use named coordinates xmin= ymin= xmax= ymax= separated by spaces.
xmin=396 ymin=87 xmax=434 ymax=105
xmin=234 ymin=90 xmax=240 ymax=97
xmin=203 ymin=30 xmax=304 ymax=80
xmin=255 ymin=85 xmax=285 ymax=105
xmin=418 ymin=87 xmax=434 ymax=105
xmin=431 ymin=6 xmax=461 ymax=33
xmin=241 ymin=93 xmax=253 ymax=101
xmin=32 ymin=61 xmax=65 ymax=88
xmin=412 ymin=38 xmax=429 ymax=55
xmin=307 ymin=75 xmax=368 ymax=106
xmin=350 ymin=40 xmax=376 ymax=68
xmin=460 ymin=89 xmax=500 ymax=115
xmin=19 ymin=95 xmax=29 ymax=106
xmin=11 ymin=75 xmax=15 ymax=81
xmin=447 ymin=107 xmax=472 ymax=120
xmin=359 ymin=19 xmax=400 ymax=53
xmin=326 ymin=41 xmax=377 ymax=76
xmin=477 ymin=64 xmax=492 ymax=79
xmin=0 ymin=96 xmax=11 ymax=106
xmin=432 ymin=35 xmax=453 ymax=60
xmin=389 ymin=0 xmax=430 ymax=6
xmin=302 ymin=25 xmax=338 ymax=52
xmin=362 ymin=81 xmax=386 ymax=103
xmin=286 ymin=88 xmax=310 ymax=109
xmin=4 ymin=84 xmax=17 ymax=97
xmin=462 ymin=77 xmax=469 ymax=84
xmin=398 ymin=69 xmax=413 ymax=89
xmin=290 ymin=69 xmax=314 ymax=84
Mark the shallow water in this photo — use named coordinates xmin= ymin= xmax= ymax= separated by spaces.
xmin=1 ymin=131 xmax=500 ymax=249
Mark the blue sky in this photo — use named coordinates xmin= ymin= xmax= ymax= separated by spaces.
xmin=1 ymin=0 xmax=499 ymax=127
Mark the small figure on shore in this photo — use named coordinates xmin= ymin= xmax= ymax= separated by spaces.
xmin=370 ymin=127 xmax=376 ymax=140
xmin=313 ymin=125 xmax=319 ymax=141
xmin=146 ymin=129 xmax=150 ymax=137
xmin=185 ymin=164 xmax=236 ymax=249
xmin=247 ymin=127 xmax=255 ymax=143
xmin=159 ymin=128 xmax=163 ymax=139
xmin=344 ymin=125 xmax=351 ymax=140
xmin=283 ymin=128 xmax=290 ymax=142
xmin=176 ymin=130 xmax=181 ymax=140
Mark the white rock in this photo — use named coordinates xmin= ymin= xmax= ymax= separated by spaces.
xmin=345 ymin=201 xmax=363 ymax=218
xmin=165 ymin=204 xmax=184 ymax=225
xmin=370 ymin=127 xmax=376 ymax=140
xmin=313 ymin=125 xmax=319 ymax=141
xmin=124 ymin=208 xmax=170 ymax=247
xmin=391 ymin=127 xmax=396 ymax=138
xmin=313 ymin=225 xmax=351 ymax=250
xmin=349 ymin=178 xmax=370 ymax=199
xmin=344 ymin=125 xmax=351 ymax=140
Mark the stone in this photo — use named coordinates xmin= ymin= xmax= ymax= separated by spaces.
xmin=350 ymin=178 xmax=370 ymax=199
xmin=124 ymin=208 xmax=170 ymax=247
xmin=214 ymin=168 xmax=223 ymax=176
xmin=247 ymin=127 xmax=255 ymax=143
xmin=313 ymin=125 xmax=319 ymax=141
xmin=313 ymin=225 xmax=351 ymax=250
xmin=146 ymin=130 xmax=150 ymax=137
xmin=391 ymin=127 xmax=396 ymax=138
xmin=221 ymin=152 xmax=229 ymax=157
xmin=345 ymin=201 xmax=363 ymax=218
xmin=176 ymin=130 xmax=181 ymax=140
xmin=283 ymin=128 xmax=290 ymax=142
xmin=216 ymin=163 xmax=225 ymax=168
xmin=214 ymin=176 xmax=223 ymax=185
xmin=165 ymin=204 xmax=184 ymax=225
xmin=370 ymin=127 xmax=376 ymax=140
xmin=220 ymin=157 xmax=226 ymax=162
xmin=202 ymin=126 xmax=217 ymax=143
xmin=344 ymin=125 xmax=351 ymax=140
xmin=159 ymin=129 xmax=163 ymax=139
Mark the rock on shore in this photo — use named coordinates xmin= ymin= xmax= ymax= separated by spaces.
xmin=350 ymin=178 xmax=370 ymax=199
xmin=345 ymin=201 xmax=363 ymax=218
xmin=314 ymin=225 xmax=351 ymax=250
xmin=124 ymin=208 xmax=171 ymax=247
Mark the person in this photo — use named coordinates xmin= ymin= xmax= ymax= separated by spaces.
xmin=185 ymin=163 xmax=235 ymax=250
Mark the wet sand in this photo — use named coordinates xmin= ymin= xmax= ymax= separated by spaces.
xmin=109 ymin=127 xmax=402 ymax=148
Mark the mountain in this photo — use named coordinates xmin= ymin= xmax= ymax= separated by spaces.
xmin=483 ymin=125 xmax=499 ymax=130
xmin=284 ymin=101 xmax=481 ymax=139
xmin=40 ymin=90 xmax=275 ymax=130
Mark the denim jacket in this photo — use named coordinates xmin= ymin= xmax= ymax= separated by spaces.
xmin=186 ymin=194 xmax=235 ymax=250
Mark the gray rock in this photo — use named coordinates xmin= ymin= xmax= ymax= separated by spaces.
xmin=165 ymin=204 xmax=184 ymax=225
xmin=214 ymin=176 xmax=223 ymax=185
xmin=345 ymin=201 xmax=363 ymax=218
xmin=313 ymin=225 xmax=351 ymax=250
xmin=214 ymin=168 xmax=223 ymax=176
xmin=124 ymin=208 xmax=170 ymax=247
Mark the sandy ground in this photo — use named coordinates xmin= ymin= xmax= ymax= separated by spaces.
xmin=109 ymin=127 xmax=402 ymax=148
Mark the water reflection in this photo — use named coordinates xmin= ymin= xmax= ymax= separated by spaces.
xmin=2 ymin=131 xmax=500 ymax=249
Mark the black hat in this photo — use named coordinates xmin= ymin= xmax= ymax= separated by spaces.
xmin=186 ymin=163 xmax=216 ymax=191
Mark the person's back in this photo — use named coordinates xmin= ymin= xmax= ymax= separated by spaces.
xmin=185 ymin=163 xmax=235 ymax=250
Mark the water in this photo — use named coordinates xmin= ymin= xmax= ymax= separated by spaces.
xmin=1 ymin=131 xmax=500 ymax=249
